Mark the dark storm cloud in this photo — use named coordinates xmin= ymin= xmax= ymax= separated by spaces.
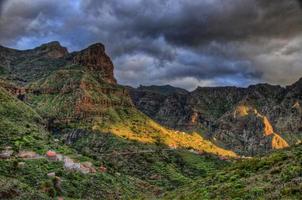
xmin=82 ymin=0 xmax=302 ymax=46
xmin=298 ymin=0 xmax=302 ymax=8
xmin=0 ymin=0 xmax=302 ymax=90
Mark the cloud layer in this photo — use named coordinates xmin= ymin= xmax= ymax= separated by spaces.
xmin=0 ymin=0 xmax=302 ymax=90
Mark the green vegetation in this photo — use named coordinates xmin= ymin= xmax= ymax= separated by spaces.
xmin=1 ymin=43 xmax=300 ymax=199
xmin=163 ymin=144 xmax=302 ymax=200
xmin=0 ymin=87 xmax=48 ymax=152
xmin=71 ymin=131 xmax=227 ymax=191
xmin=0 ymin=159 xmax=148 ymax=199
xmin=0 ymin=84 xmax=229 ymax=199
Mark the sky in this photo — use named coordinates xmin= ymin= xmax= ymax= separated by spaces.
xmin=0 ymin=0 xmax=302 ymax=90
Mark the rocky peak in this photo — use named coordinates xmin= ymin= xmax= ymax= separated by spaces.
xmin=34 ymin=41 xmax=68 ymax=58
xmin=73 ymin=43 xmax=117 ymax=84
xmin=287 ymin=77 xmax=302 ymax=91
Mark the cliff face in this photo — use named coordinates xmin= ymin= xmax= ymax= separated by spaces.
xmin=0 ymin=41 xmax=116 ymax=85
xmin=73 ymin=43 xmax=116 ymax=84
xmin=130 ymin=82 xmax=302 ymax=156
xmin=1 ymin=41 xmax=302 ymax=156
xmin=130 ymin=86 xmax=246 ymax=130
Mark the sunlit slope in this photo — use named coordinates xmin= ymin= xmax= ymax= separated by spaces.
xmin=213 ymin=103 xmax=289 ymax=156
xmin=163 ymin=144 xmax=302 ymax=200
xmin=94 ymin=108 xmax=236 ymax=157
xmin=25 ymin=68 xmax=236 ymax=157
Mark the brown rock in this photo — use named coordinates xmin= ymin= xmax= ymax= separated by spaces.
xmin=17 ymin=151 xmax=37 ymax=159
xmin=73 ymin=43 xmax=117 ymax=84
xmin=0 ymin=147 xmax=14 ymax=159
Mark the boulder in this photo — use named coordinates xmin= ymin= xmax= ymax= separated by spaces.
xmin=80 ymin=162 xmax=96 ymax=173
xmin=99 ymin=166 xmax=107 ymax=173
xmin=63 ymin=157 xmax=81 ymax=171
xmin=0 ymin=147 xmax=13 ymax=159
xmin=47 ymin=172 xmax=56 ymax=177
xmin=17 ymin=151 xmax=37 ymax=159
xmin=17 ymin=162 xmax=26 ymax=168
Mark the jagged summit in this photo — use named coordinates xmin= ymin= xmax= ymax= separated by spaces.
xmin=0 ymin=41 xmax=117 ymax=84
xmin=84 ymin=43 xmax=106 ymax=52
xmin=34 ymin=41 xmax=68 ymax=58
xmin=73 ymin=42 xmax=116 ymax=84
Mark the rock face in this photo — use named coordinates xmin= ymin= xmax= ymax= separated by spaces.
xmin=0 ymin=41 xmax=69 ymax=84
xmin=130 ymin=81 xmax=302 ymax=156
xmin=73 ymin=43 xmax=117 ymax=84
xmin=130 ymin=85 xmax=246 ymax=130
xmin=34 ymin=41 xmax=68 ymax=59
xmin=0 ymin=41 xmax=116 ymax=85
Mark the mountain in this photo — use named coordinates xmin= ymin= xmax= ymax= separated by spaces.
xmin=131 ymin=82 xmax=302 ymax=156
xmin=0 ymin=42 xmax=238 ymax=199
xmin=0 ymin=41 xmax=301 ymax=199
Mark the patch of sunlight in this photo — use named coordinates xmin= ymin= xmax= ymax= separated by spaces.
xmin=292 ymin=101 xmax=301 ymax=110
xmin=263 ymin=116 xmax=274 ymax=136
xmin=233 ymin=105 xmax=289 ymax=150
xmin=94 ymin=117 xmax=238 ymax=158
xmin=272 ymin=133 xmax=289 ymax=149
xmin=234 ymin=105 xmax=250 ymax=118
xmin=261 ymin=115 xmax=289 ymax=149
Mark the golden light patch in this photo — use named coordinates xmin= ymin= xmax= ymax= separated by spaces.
xmin=94 ymin=117 xmax=238 ymax=158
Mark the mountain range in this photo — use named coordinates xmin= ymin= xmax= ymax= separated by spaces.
xmin=0 ymin=41 xmax=301 ymax=199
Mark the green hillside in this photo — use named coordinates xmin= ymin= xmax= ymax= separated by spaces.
xmin=0 ymin=87 xmax=48 ymax=151
xmin=163 ymin=144 xmax=302 ymax=200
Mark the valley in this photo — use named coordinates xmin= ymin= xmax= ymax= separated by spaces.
xmin=0 ymin=41 xmax=301 ymax=199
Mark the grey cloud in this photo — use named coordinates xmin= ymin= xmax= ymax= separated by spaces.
xmin=0 ymin=0 xmax=302 ymax=90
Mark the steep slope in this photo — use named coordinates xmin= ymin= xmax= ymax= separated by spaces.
xmin=0 ymin=41 xmax=68 ymax=84
xmin=23 ymin=67 xmax=235 ymax=157
xmin=164 ymin=144 xmax=302 ymax=200
xmin=0 ymin=86 xmax=156 ymax=199
xmin=0 ymin=86 xmax=48 ymax=150
xmin=130 ymin=86 xmax=247 ymax=130
xmin=0 ymin=41 xmax=238 ymax=199
xmin=131 ymin=81 xmax=302 ymax=155
xmin=0 ymin=42 xmax=232 ymax=157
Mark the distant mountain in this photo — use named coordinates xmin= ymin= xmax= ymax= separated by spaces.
xmin=130 ymin=81 xmax=302 ymax=156
xmin=136 ymin=85 xmax=188 ymax=95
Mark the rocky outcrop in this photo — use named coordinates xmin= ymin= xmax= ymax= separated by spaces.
xmin=34 ymin=41 xmax=68 ymax=58
xmin=0 ymin=41 xmax=116 ymax=85
xmin=130 ymin=85 xmax=246 ymax=130
xmin=130 ymin=81 xmax=302 ymax=156
xmin=73 ymin=43 xmax=117 ymax=84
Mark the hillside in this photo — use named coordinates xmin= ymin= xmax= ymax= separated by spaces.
xmin=163 ymin=144 xmax=302 ymax=200
xmin=1 ymin=41 xmax=302 ymax=199
xmin=131 ymin=82 xmax=302 ymax=156
xmin=0 ymin=81 xmax=229 ymax=199
xmin=0 ymin=86 xmax=48 ymax=151
xmin=0 ymin=42 xmax=240 ymax=199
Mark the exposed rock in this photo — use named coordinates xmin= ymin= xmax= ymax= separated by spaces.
xmin=73 ymin=43 xmax=117 ymax=84
xmin=64 ymin=129 xmax=90 ymax=144
xmin=63 ymin=157 xmax=81 ymax=171
xmin=47 ymin=172 xmax=56 ymax=177
xmin=0 ymin=147 xmax=14 ymax=159
xmin=99 ymin=166 xmax=107 ymax=173
xmin=80 ymin=162 xmax=96 ymax=174
xmin=130 ymin=82 xmax=302 ymax=155
xmin=17 ymin=151 xmax=38 ymax=159
xmin=34 ymin=41 xmax=68 ymax=58
xmin=17 ymin=162 xmax=26 ymax=168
